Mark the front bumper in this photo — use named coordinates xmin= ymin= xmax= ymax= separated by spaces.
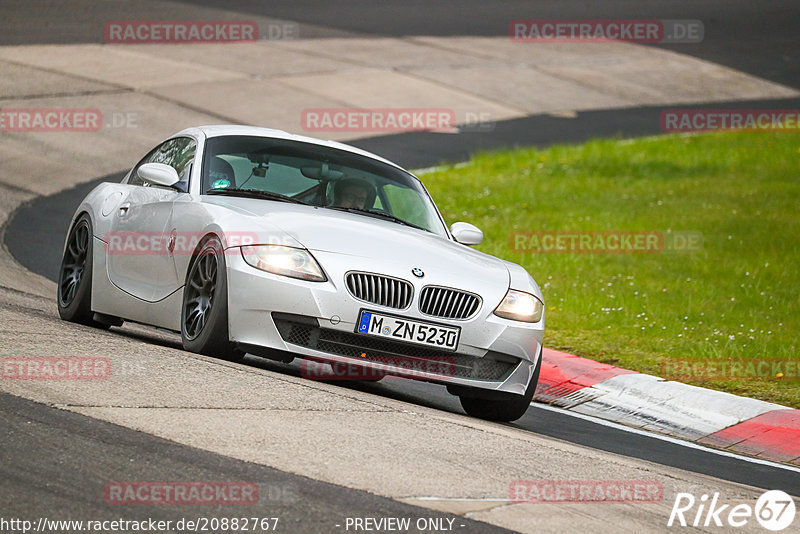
xmin=225 ymin=250 xmax=544 ymax=395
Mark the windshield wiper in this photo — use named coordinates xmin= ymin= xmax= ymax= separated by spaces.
xmin=205 ymin=188 xmax=309 ymax=205
xmin=323 ymin=206 xmax=429 ymax=232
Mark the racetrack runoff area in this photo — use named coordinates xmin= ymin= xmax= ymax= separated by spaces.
xmin=2 ymin=6 xmax=800 ymax=532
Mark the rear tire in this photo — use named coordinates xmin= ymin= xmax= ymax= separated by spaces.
xmin=181 ymin=238 xmax=243 ymax=361
xmin=57 ymin=214 xmax=109 ymax=329
xmin=459 ymin=351 xmax=541 ymax=422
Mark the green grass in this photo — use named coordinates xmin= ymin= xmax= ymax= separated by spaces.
xmin=420 ymin=131 xmax=800 ymax=408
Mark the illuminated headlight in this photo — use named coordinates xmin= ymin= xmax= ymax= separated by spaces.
xmin=241 ymin=245 xmax=326 ymax=282
xmin=494 ymin=289 xmax=543 ymax=323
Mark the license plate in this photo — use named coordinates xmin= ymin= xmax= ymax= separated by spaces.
xmin=356 ymin=310 xmax=460 ymax=351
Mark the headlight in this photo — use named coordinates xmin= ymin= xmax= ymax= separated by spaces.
xmin=494 ymin=289 xmax=543 ymax=323
xmin=241 ymin=245 xmax=326 ymax=282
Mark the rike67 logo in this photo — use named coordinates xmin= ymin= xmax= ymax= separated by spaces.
xmin=668 ymin=490 xmax=796 ymax=531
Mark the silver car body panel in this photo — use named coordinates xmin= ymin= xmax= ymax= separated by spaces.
xmin=65 ymin=125 xmax=544 ymax=396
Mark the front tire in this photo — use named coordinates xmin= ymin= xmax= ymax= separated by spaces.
xmin=459 ymin=352 xmax=542 ymax=422
xmin=57 ymin=214 xmax=108 ymax=328
xmin=181 ymin=238 xmax=242 ymax=361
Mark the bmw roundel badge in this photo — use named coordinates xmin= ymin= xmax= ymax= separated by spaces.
xmin=411 ymin=267 xmax=424 ymax=278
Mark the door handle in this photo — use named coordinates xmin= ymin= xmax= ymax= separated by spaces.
xmin=118 ymin=203 xmax=131 ymax=216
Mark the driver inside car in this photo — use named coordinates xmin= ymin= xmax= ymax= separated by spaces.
xmin=332 ymin=178 xmax=376 ymax=210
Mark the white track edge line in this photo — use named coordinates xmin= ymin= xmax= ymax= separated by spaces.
xmin=530 ymin=402 xmax=800 ymax=474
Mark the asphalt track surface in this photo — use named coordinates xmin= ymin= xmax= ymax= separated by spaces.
xmin=3 ymin=0 xmax=800 ymax=530
xmin=2 ymin=0 xmax=797 ymax=88
xmin=0 ymin=391 xmax=513 ymax=534
xmin=183 ymin=0 xmax=800 ymax=87
xmin=6 ymin=172 xmax=800 ymax=499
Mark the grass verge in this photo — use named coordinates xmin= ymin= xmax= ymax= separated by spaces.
xmin=421 ymin=131 xmax=800 ymax=408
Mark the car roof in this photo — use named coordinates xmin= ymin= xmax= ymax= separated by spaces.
xmin=174 ymin=125 xmax=405 ymax=171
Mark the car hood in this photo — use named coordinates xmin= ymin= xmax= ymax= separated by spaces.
xmin=204 ymin=197 xmax=511 ymax=293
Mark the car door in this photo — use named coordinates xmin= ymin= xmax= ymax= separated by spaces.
xmin=107 ymin=137 xmax=196 ymax=302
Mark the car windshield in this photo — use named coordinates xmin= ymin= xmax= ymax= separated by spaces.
xmin=201 ymin=135 xmax=447 ymax=236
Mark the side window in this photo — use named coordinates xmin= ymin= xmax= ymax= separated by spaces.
xmin=129 ymin=137 xmax=196 ymax=187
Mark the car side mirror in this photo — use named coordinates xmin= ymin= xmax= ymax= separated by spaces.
xmin=137 ymin=163 xmax=181 ymax=189
xmin=450 ymin=222 xmax=483 ymax=246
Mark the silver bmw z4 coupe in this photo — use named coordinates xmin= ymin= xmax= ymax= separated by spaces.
xmin=58 ymin=125 xmax=544 ymax=422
